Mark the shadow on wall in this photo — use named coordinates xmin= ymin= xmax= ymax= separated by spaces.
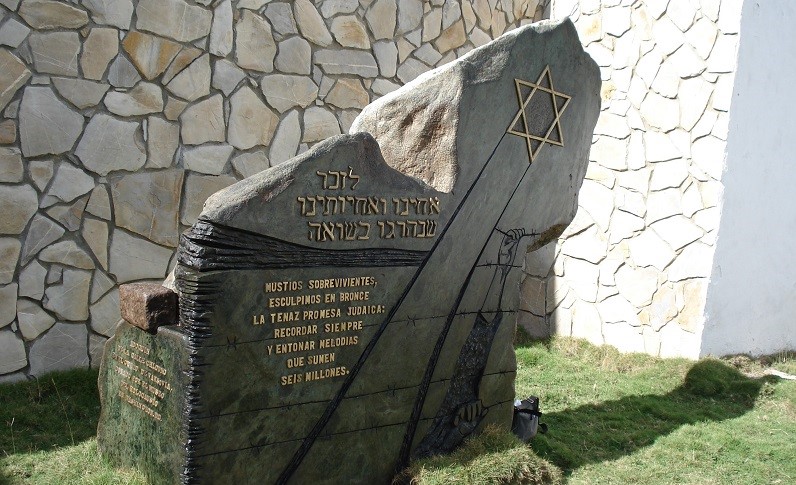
xmin=517 ymin=240 xmax=557 ymax=340
xmin=529 ymin=359 xmax=776 ymax=473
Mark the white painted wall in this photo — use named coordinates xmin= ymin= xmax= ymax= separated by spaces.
xmin=702 ymin=0 xmax=796 ymax=356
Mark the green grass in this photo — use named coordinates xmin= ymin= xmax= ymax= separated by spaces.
xmin=517 ymin=337 xmax=796 ymax=485
xmin=0 ymin=370 xmax=145 ymax=485
xmin=1 ymin=337 xmax=794 ymax=484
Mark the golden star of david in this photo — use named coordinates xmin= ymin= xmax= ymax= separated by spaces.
xmin=507 ymin=66 xmax=572 ymax=164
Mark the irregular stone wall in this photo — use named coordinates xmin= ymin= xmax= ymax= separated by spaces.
xmin=517 ymin=0 xmax=742 ymax=358
xmin=0 ymin=0 xmax=549 ymax=381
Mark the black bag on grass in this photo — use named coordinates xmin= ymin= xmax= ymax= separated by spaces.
xmin=511 ymin=396 xmax=548 ymax=442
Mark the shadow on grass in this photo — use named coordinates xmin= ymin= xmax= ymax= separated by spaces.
xmin=529 ymin=359 xmax=778 ymax=474
xmin=0 ymin=368 xmax=101 ymax=457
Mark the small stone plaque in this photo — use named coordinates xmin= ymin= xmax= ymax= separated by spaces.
xmin=98 ymin=20 xmax=600 ymax=484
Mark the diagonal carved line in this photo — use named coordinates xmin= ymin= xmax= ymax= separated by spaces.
xmin=276 ymin=130 xmax=511 ymax=485
xmin=397 ymin=151 xmax=535 ymax=471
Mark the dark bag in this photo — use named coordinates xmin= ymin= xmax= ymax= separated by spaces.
xmin=511 ymin=396 xmax=548 ymax=442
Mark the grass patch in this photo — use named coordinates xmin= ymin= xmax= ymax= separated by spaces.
xmin=1 ymin=369 xmax=101 ymax=455
xmin=397 ymin=426 xmax=562 ymax=485
xmin=1 ymin=440 xmax=145 ymax=485
xmin=516 ymin=339 xmax=796 ymax=485
xmin=2 ymin=338 xmax=794 ymax=484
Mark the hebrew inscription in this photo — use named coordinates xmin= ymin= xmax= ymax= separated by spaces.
xmin=298 ymin=168 xmax=441 ymax=242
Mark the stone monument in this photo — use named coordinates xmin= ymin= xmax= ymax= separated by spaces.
xmin=97 ymin=19 xmax=600 ymax=484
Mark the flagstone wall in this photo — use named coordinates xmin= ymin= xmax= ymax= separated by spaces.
xmin=0 ymin=0 xmax=550 ymax=382
xmin=517 ymin=0 xmax=743 ymax=358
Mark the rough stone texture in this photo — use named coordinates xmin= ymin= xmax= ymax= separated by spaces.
xmin=0 ymin=18 xmax=31 ymax=49
xmin=52 ymin=77 xmax=111 ymax=109
xmin=0 ymin=238 xmax=21 ymax=284
xmin=275 ymin=36 xmax=312 ymax=75
xmin=0 ymin=184 xmax=37 ymax=235
xmin=211 ymin=59 xmax=245 ymax=96
xmin=82 ymin=217 xmax=109 ymax=269
xmin=89 ymin=288 xmax=119 ymax=337
xmin=135 ymin=0 xmax=212 ymax=43
xmin=18 ymin=261 xmax=45 ymax=299
xmin=373 ymin=40 xmax=398 ymax=77
xmin=90 ymin=270 xmax=114 ymax=303
xmin=111 ymin=170 xmax=183 ymax=247
xmin=210 ymin=0 xmax=233 ymax=57
xmin=398 ymin=0 xmax=423 ymax=33
xmin=264 ymin=2 xmax=298 ymax=36
xmin=86 ymin=186 xmax=112 ymax=220
xmin=235 ymin=10 xmax=276 ymax=72
xmin=260 ymin=74 xmax=318 ymax=113
xmin=88 ymin=333 xmax=107 ymax=368
xmin=121 ymin=31 xmax=181 ymax=81
xmin=83 ymin=0 xmax=134 ymax=29
xmin=107 ymin=55 xmax=142 ymax=88
xmin=180 ymin=94 xmax=225 ymax=145
xmin=231 ymin=151 xmax=269 ymax=178
xmin=76 ymin=113 xmax=146 ymax=175
xmin=0 ymin=120 xmax=16 ymax=144
xmin=182 ymin=144 xmax=233 ymax=175
xmin=302 ymin=106 xmax=340 ymax=142
xmin=0 ymin=49 xmax=31 ymax=111
xmin=321 ymin=0 xmax=358 ymax=19
xmin=326 ymin=78 xmax=369 ymax=109
xmin=19 ymin=0 xmax=89 ymax=30
xmin=167 ymin=54 xmax=211 ymax=102
xmin=17 ymin=298 xmax=55 ymax=339
xmin=164 ymin=97 xmax=187 ymax=120
xmin=146 ymin=117 xmax=178 ymax=168
xmin=268 ymin=109 xmax=300 ymax=165
xmin=314 ymin=49 xmax=379 ymax=77
xmin=105 ymin=82 xmax=164 ymax=116
xmin=20 ymin=214 xmax=63 ymax=264
xmin=0 ymin=147 xmax=23 ymax=183
xmin=294 ymin=0 xmax=333 ymax=46
xmin=228 ymin=86 xmax=279 ymax=150
xmin=43 ymin=268 xmax=91 ymax=321
xmin=39 ymin=240 xmax=95 ymax=269
xmin=119 ymin=282 xmax=177 ymax=332
xmin=108 ymin=229 xmax=173 ymax=283
xmin=45 ymin=196 xmax=88 ymax=232
xmin=331 ymin=15 xmax=370 ymax=49
xmin=28 ymin=31 xmax=80 ymax=76
xmin=19 ymin=86 xmax=83 ymax=157
xmin=0 ymin=283 xmax=16 ymax=327
xmin=366 ymin=0 xmax=397 ymax=40
xmin=0 ymin=330 xmax=27 ymax=373
xmin=161 ymin=47 xmax=201 ymax=84
xmin=28 ymin=322 xmax=89 ymax=375
xmin=181 ymin=173 xmax=236 ymax=225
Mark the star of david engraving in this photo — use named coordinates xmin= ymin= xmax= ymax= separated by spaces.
xmin=507 ymin=66 xmax=572 ymax=163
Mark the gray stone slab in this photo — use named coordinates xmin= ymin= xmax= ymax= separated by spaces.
xmin=28 ymin=322 xmax=89 ymax=375
xmin=110 ymin=170 xmax=184 ymax=247
xmin=98 ymin=19 xmax=600 ymax=485
xmin=19 ymin=86 xmax=82 ymax=157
